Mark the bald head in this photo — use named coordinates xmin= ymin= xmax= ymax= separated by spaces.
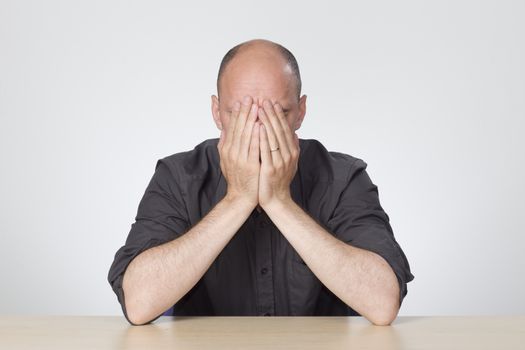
xmin=211 ymin=39 xmax=307 ymax=134
xmin=216 ymin=39 xmax=302 ymax=101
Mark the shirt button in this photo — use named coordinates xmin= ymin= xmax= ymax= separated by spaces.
xmin=260 ymin=267 xmax=268 ymax=275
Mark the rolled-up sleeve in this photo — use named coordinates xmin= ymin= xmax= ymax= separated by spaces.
xmin=326 ymin=158 xmax=415 ymax=308
xmin=107 ymin=159 xmax=190 ymax=325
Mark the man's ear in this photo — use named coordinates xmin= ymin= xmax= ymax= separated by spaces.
xmin=211 ymin=94 xmax=222 ymax=130
xmin=294 ymin=94 xmax=307 ymax=130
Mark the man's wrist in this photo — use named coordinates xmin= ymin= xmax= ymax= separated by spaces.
xmin=261 ymin=196 xmax=296 ymax=215
xmin=222 ymin=193 xmax=257 ymax=212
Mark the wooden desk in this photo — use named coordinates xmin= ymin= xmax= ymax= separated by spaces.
xmin=1 ymin=316 xmax=524 ymax=349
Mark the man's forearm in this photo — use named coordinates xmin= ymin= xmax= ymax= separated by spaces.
xmin=122 ymin=195 xmax=254 ymax=325
xmin=264 ymin=198 xmax=400 ymax=326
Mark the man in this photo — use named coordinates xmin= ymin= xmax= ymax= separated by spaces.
xmin=108 ymin=38 xmax=414 ymax=326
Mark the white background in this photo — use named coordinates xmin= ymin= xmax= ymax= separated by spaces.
xmin=1 ymin=0 xmax=524 ymax=316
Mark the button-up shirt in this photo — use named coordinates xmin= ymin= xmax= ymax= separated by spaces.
xmin=107 ymin=137 xmax=415 ymax=325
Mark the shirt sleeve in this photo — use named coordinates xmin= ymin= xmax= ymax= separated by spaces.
xmin=325 ymin=158 xmax=415 ymax=308
xmin=107 ymin=159 xmax=190 ymax=325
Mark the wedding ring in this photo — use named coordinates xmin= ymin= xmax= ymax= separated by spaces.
xmin=270 ymin=146 xmax=280 ymax=152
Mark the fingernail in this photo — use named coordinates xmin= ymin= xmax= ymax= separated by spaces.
xmin=243 ymin=95 xmax=251 ymax=105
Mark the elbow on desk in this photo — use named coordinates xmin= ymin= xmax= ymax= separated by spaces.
xmin=360 ymin=294 xmax=400 ymax=326
xmin=369 ymin=314 xmax=395 ymax=326
xmin=122 ymin=287 xmax=159 ymax=326
xmin=367 ymin=304 xmax=399 ymax=326
xmin=122 ymin=286 xmax=172 ymax=326
xmin=368 ymin=275 xmax=402 ymax=326
xmin=121 ymin=271 xmax=164 ymax=326
xmin=124 ymin=301 xmax=149 ymax=326
xmin=124 ymin=303 xmax=158 ymax=326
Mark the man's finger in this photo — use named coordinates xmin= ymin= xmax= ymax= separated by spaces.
xmin=258 ymin=107 xmax=282 ymax=165
xmin=262 ymin=100 xmax=290 ymax=158
xmin=273 ymin=102 xmax=296 ymax=154
xmin=217 ymin=129 xmax=223 ymax=151
xmin=248 ymin=122 xmax=260 ymax=163
xmin=259 ymin=123 xmax=272 ymax=166
xmin=241 ymin=103 xmax=258 ymax=161
xmin=232 ymin=95 xmax=253 ymax=153
xmin=224 ymin=101 xmax=241 ymax=151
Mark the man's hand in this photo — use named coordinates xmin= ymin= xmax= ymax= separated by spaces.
xmin=217 ymin=95 xmax=261 ymax=208
xmin=257 ymin=99 xmax=300 ymax=209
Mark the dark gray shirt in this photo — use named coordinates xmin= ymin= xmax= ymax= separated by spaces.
xmin=108 ymin=137 xmax=414 ymax=325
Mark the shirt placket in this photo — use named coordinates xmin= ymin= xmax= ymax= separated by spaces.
xmin=254 ymin=210 xmax=275 ymax=316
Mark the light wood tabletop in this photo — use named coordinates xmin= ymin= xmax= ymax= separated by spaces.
xmin=1 ymin=315 xmax=524 ymax=349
